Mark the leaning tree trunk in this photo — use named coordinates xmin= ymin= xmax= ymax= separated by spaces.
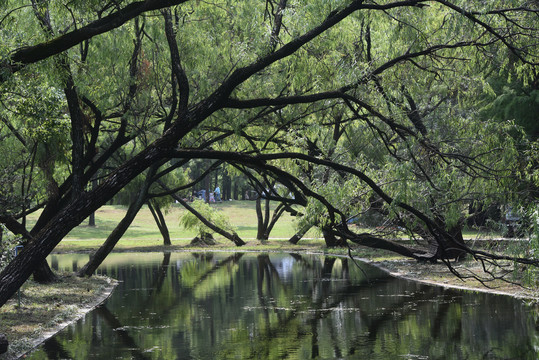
xmin=322 ymin=227 xmax=347 ymax=248
xmin=27 ymin=228 xmax=57 ymax=284
xmin=148 ymin=200 xmax=171 ymax=246
xmin=289 ymin=224 xmax=312 ymax=244
xmin=174 ymin=196 xmax=246 ymax=246
xmin=77 ymin=202 xmax=144 ymax=277
xmin=78 ymin=166 xmax=158 ymax=277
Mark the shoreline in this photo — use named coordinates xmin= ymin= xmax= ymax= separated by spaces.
xmin=0 ymin=276 xmax=118 ymax=360
xmin=17 ymin=279 xmax=119 ymax=360
xmin=362 ymin=258 xmax=539 ymax=301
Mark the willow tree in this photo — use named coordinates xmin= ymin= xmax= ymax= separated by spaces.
xmin=0 ymin=0 xmax=538 ymax=306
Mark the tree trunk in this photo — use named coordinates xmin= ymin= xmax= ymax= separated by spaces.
xmin=148 ymin=201 xmax=171 ymax=245
xmin=255 ymin=197 xmax=265 ymax=240
xmin=233 ymin=178 xmax=238 ymax=200
xmin=174 ymin=196 xmax=246 ymax=246
xmin=33 ymin=260 xmax=57 ymax=283
xmin=78 ymin=200 xmax=145 ymax=277
xmin=265 ymin=203 xmax=286 ymax=240
xmin=256 ymin=196 xmax=277 ymax=241
xmin=204 ymin=172 xmax=210 ymax=203
xmin=322 ymin=227 xmax=347 ymax=248
xmin=289 ymin=224 xmax=312 ymax=244
xmin=435 ymin=224 xmax=467 ymax=261
xmin=88 ymin=177 xmax=97 ymax=226
xmin=88 ymin=212 xmax=95 ymax=227
xmin=78 ymin=166 xmax=158 ymax=277
xmin=223 ymin=173 xmax=231 ymax=201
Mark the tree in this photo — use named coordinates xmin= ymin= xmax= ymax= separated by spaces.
xmin=178 ymin=198 xmax=245 ymax=246
xmin=1 ymin=1 xmax=538 ymax=307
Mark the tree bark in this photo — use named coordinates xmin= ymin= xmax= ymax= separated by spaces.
xmin=264 ymin=203 xmax=286 ymax=240
xmin=223 ymin=172 xmax=231 ymax=201
xmin=88 ymin=177 xmax=97 ymax=226
xmin=77 ymin=197 xmax=145 ymax=277
xmin=289 ymin=224 xmax=312 ymax=244
xmin=33 ymin=260 xmax=57 ymax=283
xmin=148 ymin=201 xmax=171 ymax=246
xmin=256 ymin=197 xmax=283 ymax=240
xmin=77 ymin=166 xmax=158 ymax=277
xmin=174 ymin=196 xmax=245 ymax=246
xmin=322 ymin=227 xmax=347 ymax=248
xmin=255 ymin=197 xmax=265 ymax=240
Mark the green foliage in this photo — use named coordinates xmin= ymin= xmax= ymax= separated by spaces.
xmin=0 ymin=227 xmax=20 ymax=273
xmin=0 ymin=0 xmax=537 ymax=289
xmin=179 ymin=200 xmax=235 ymax=236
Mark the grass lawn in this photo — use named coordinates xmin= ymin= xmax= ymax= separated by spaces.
xmin=23 ymin=200 xmax=503 ymax=254
xmin=24 ymin=201 xmax=326 ymax=253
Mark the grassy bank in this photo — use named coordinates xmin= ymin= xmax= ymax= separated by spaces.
xmin=0 ymin=274 xmax=116 ymax=360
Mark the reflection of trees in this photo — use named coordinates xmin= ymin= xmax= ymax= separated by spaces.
xmin=38 ymin=253 xmax=538 ymax=359
xmin=42 ymin=337 xmax=72 ymax=359
xmin=239 ymin=254 xmax=373 ymax=359
xmin=194 ymin=252 xmax=243 ymax=285
xmin=145 ymin=252 xmax=171 ymax=300
xmin=95 ymin=306 xmax=151 ymax=360
xmin=257 ymin=254 xmax=292 ymax=327
xmin=141 ymin=252 xmax=244 ymax=320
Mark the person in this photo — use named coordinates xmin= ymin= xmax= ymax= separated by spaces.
xmin=214 ymin=186 xmax=221 ymax=202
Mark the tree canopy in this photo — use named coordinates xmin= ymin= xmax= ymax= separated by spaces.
xmin=0 ymin=0 xmax=538 ymax=306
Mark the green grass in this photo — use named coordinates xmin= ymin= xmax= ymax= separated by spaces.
xmin=24 ymin=200 xmax=503 ymax=254
xmin=24 ymin=201 xmax=323 ymax=252
xmin=0 ymin=274 xmax=115 ymax=359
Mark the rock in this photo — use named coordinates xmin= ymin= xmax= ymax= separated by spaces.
xmin=190 ymin=232 xmax=216 ymax=246
xmin=0 ymin=333 xmax=8 ymax=354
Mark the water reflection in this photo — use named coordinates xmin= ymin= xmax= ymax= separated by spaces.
xmin=26 ymin=252 xmax=539 ymax=359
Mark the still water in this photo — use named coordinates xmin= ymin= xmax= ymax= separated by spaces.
xmin=26 ymin=252 xmax=539 ymax=359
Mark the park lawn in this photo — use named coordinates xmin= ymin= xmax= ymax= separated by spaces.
xmin=22 ymin=200 xmax=503 ymax=253
xmin=23 ymin=201 xmax=324 ymax=253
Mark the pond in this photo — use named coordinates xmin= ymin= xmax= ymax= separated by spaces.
xmin=25 ymin=252 xmax=539 ymax=359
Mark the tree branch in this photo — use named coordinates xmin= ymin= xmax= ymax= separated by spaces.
xmin=1 ymin=0 xmax=189 ymax=81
